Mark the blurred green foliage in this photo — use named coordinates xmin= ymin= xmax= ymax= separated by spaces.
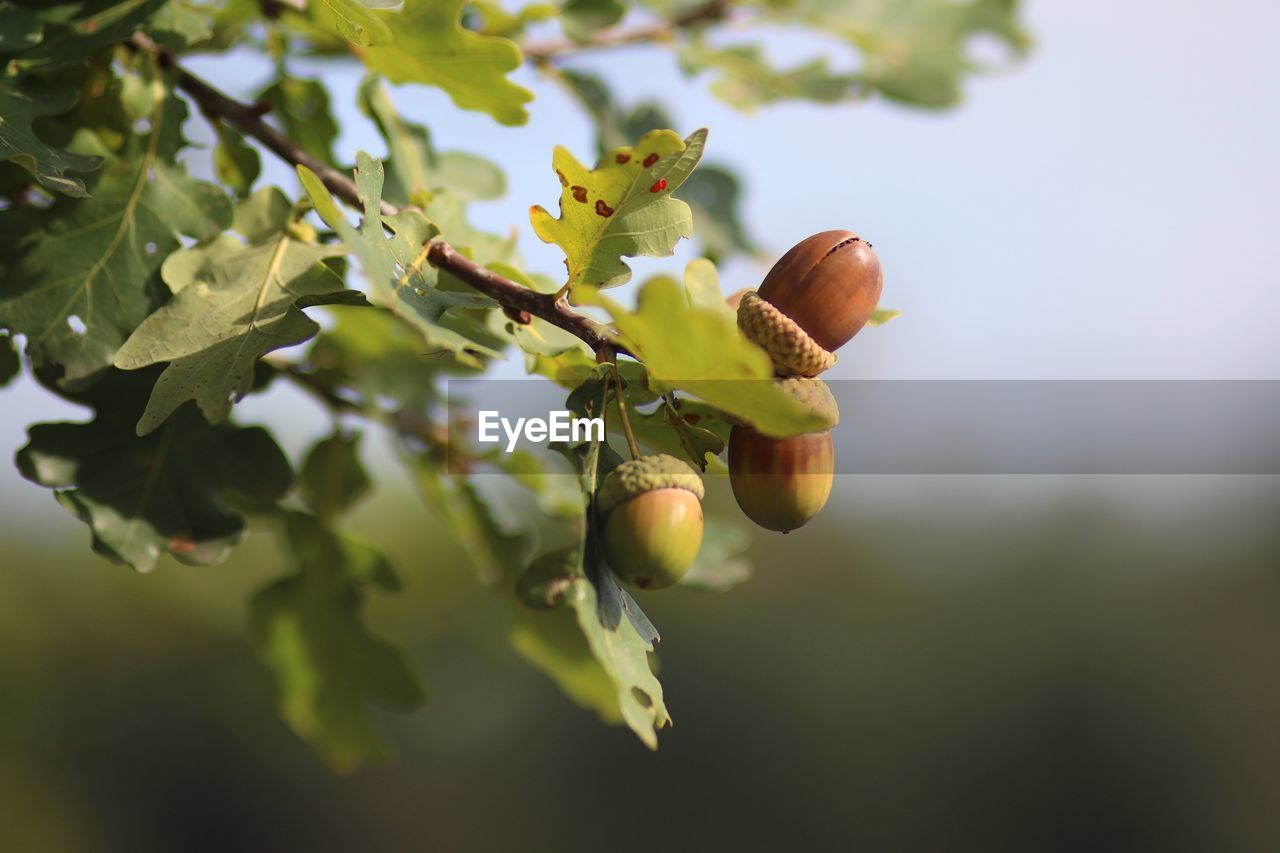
xmin=2 ymin=480 xmax=1277 ymax=851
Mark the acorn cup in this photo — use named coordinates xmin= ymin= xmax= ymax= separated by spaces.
xmin=737 ymin=230 xmax=883 ymax=376
xmin=728 ymin=378 xmax=838 ymax=533
xmin=599 ymin=454 xmax=705 ymax=590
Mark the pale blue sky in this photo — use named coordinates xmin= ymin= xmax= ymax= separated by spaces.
xmin=3 ymin=0 xmax=1278 ymax=512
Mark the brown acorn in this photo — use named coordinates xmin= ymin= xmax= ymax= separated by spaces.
xmin=599 ymin=454 xmax=704 ymax=590
xmin=757 ymin=230 xmax=883 ymax=353
xmin=728 ymin=378 xmax=838 ymax=533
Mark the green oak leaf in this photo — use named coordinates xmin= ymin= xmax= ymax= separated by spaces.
xmin=510 ymin=547 xmax=672 ymax=741
xmin=256 ymin=75 xmax=340 ymax=168
xmin=530 ymin=127 xmax=707 ymax=290
xmin=357 ymin=77 xmax=505 ymax=206
xmin=680 ymin=42 xmax=859 ymax=112
xmin=560 ymin=0 xmax=625 ymax=42
xmin=252 ymin=511 xmax=423 ymax=772
xmin=762 ymin=0 xmax=1031 ymax=107
xmin=298 ymin=153 xmax=502 ymax=368
xmin=8 ymin=0 xmax=168 ymax=70
xmin=147 ymin=0 xmax=214 ymax=47
xmin=15 ymin=366 xmax=293 ymax=572
xmin=212 ymin=120 xmax=260 ymax=197
xmin=299 ymin=432 xmax=372 ymax=522
xmin=114 ymin=187 xmax=357 ymax=435
xmin=0 ymin=2 xmax=42 ymax=53
xmin=580 ymin=262 xmax=829 ymax=437
xmin=0 ymin=74 xmax=233 ymax=385
xmin=312 ymin=0 xmax=393 ymax=46
xmin=360 ymin=0 xmax=533 ymax=126
xmin=0 ymin=77 xmax=103 ymax=197
xmin=468 ymin=0 xmax=558 ymax=38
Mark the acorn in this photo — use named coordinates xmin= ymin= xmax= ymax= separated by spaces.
xmin=599 ymin=454 xmax=704 ymax=590
xmin=738 ymin=230 xmax=882 ymax=375
xmin=728 ymin=378 xmax=838 ymax=533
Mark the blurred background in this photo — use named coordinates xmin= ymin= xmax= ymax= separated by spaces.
xmin=3 ymin=0 xmax=1279 ymax=850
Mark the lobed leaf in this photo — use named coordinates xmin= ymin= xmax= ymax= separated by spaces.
xmin=760 ymin=0 xmax=1031 ymax=108
xmin=680 ymin=42 xmax=860 ymax=112
xmin=113 ymin=187 xmax=358 ymax=435
xmin=256 ymin=75 xmax=341 ymax=169
xmin=299 ymin=432 xmax=372 ymax=521
xmin=0 ymin=77 xmax=103 ymax=197
xmin=358 ymin=77 xmax=505 ymax=207
xmin=360 ymin=0 xmax=533 ymax=126
xmin=559 ymin=70 xmax=759 ymax=262
xmin=15 ymin=367 xmax=293 ymax=572
xmin=0 ymin=71 xmax=232 ymax=385
xmin=7 ymin=0 xmax=168 ymax=70
xmin=298 ymin=153 xmax=502 ymax=368
xmin=530 ymin=127 xmax=707 ymax=289
xmin=252 ymin=511 xmax=423 ymax=772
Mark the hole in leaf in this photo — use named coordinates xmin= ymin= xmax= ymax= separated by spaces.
xmin=147 ymin=167 xmax=157 ymax=183
xmin=133 ymin=118 xmax=153 ymax=135
xmin=66 ymin=315 xmax=87 ymax=336
xmin=630 ymin=687 xmax=653 ymax=709
xmin=144 ymin=242 xmax=158 ymax=255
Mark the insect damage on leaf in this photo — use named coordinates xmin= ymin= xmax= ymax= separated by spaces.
xmin=529 ymin=128 xmax=708 ymax=291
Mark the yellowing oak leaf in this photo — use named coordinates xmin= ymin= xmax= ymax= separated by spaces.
xmin=581 ymin=262 xmax=830 ymax=438
xmin=359 ymin=0 xmax=532 ymax=126
xmin=530 ymin=128 xmax=707 ymax=290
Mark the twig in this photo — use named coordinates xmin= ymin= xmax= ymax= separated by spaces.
xmin=523 ymin=0 xmax=736 ymax=62
xmin=127 ymin=32 xmax=625 ymax=357
xmin=425 ymin=241 xmax=621 ymax=355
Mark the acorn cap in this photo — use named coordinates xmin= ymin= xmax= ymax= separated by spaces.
xmin=598 ymin=454 xmax=705 ymax=514
xmin=776 ymin=377 xmax=840 ymax=429
xmin=738 ymin=291 xmax=837 ymax=377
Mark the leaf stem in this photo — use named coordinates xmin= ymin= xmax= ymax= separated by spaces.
xmin=662 ymin=391 xmax=704 ymax=471
xmin=608 ymin=356 xmax=641 ymax=460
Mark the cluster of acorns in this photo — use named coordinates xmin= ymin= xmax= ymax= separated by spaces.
xmin=589 ymin=231 xmax=883 ymax=592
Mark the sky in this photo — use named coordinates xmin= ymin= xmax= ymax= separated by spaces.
xmin=2 ymin=0 xmax=1278 ymax=511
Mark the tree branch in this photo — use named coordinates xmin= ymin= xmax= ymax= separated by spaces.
xmin=522 ymin=0 xmax=736 ymax=62
xmin=127 ymin=32 xmax=624 ymax=356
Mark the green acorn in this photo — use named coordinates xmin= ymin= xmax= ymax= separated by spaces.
xmin=599 ymin=454 xmax=705 ymax=590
